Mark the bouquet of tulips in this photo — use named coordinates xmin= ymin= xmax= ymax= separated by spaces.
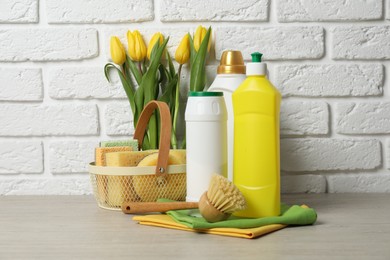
xmin=105 ymin=26 xmax=211 ymax=150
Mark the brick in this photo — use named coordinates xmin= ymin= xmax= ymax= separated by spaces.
xmin=49 ymin=67 xmax=126 ymax=99
xmin=387 ymin=139 xmax=390 ymax=169
xmin=46 ymin=0 xmax=153 ymax=24
xmin=327 ymin=174 xmax=390 ymax=193
xmin=104 ymin=27 xmax=189 ymax=61
xmin=49 ymin=141 xmax=98 ymax=173
xmin=215 ymin=26 xmax=324 ymax=60
xmin=0 ymin=141 xmax=43 ymax=174
xmin=333 ymin=26 xmax=390 ymax=60
xmin=388 ymin=1 xmax=390 ymax=20
xmin=160 ymin=0 xmax=268 ymax=22
xmin=0 ymin=28 xmax=98 ymax=61
xmin=0 ymin=177 xmax=92 ymax=195
xmin=0 ymin=0 xmax=38 ymax=23
xmin=278 ymin=0 xmax=382 ymax=22
xmin=281 ymin=139 xmax=381 ymax=172
xmin=0 ymin=104 xmax=99 ymax=136
xmin=0 ymin=68 xmax=43 ymax=101
xmin=336 ymin=102 xmax=390 ymax=134
xmin=281 ymin=175 xmax=326 ymax=193
xmin=105 ymin=103 xmax=134 ymax=136
xmin=275 ymin=64 xmax=383 ymax=97
xmin=281 ymin=101 xmax=329 ymax=136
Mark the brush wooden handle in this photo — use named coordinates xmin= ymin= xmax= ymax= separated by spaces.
xmin=121 ymin=202 xmax=199 ymax=214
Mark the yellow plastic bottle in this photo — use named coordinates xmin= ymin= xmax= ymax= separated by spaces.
xmin=232 ymin=52 xmax=281 ymax=218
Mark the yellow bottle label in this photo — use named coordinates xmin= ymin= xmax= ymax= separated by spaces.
xmin=233 ymin=75 xmax=281 ymax=218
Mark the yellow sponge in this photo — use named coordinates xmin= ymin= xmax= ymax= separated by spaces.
xmin=95 ymin=146 xmax=133 ymax=166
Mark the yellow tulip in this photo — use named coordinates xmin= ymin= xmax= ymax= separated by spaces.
xmin=194 ymin=25 xmax=211 ymax=52
xmin=127 ymin=30 xmax=147 ymax=61
xmin=110 ymin=36 xmax=126 ymax=65
xmin=147 ymin=32 xmax=164 ymax=60
xmin=175 ymin=34 xmax=190 ymax=65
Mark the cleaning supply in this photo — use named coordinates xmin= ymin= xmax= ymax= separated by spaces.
xmin=122 ymin=175 xmax=246 ymax=223
xmin=133 ymin=214 xmax=286 ymax=239
xmin=95 ymin=146 xmax=133 ymax=166
xmin=232 ymin=52 xmax=281 ymax=218
xmin=105 ymin=150 xmax=158 ymax=167
xmin=133 ymin=203 xmax=317 ymax=239
xmin=185 ymin=91 xmax=228 ymax=202
xmin=208 ymin=50 xmax=246 ymax=181
xmin=100 ymin=139 xmax=139 ymax=151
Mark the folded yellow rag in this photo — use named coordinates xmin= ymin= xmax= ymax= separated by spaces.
xmin=133 ymin=205 xmax=313 ymax=239
xmin=133 ymin=214 xmax=286 ymax=239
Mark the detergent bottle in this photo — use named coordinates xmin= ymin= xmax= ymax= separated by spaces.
xmin=208 ymin=50 xmax=246 ymax=181
xmin=232 ymin=52 xmax=281 ymax=218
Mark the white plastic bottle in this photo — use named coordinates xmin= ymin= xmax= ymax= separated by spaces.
xmin=185 ymin=91 xmax=227 ymax=202
xmin=208 ymin=50 xmax=246 ymax=181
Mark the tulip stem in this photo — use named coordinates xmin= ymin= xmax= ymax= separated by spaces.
xmin=120 ymin=65 xmax=126 ymax=79
xmin=172 ymin=64 xmax=182 ymax=149
xmin=138 ymin=62 xmax=143 ymax=75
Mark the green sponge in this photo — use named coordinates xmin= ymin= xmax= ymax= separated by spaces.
xmin=100 ymin=139 xmax=139 ymax=151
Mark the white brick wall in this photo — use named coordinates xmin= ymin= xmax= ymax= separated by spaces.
xmin=0 ymin=0 xmax=389 ymax=194
xmin=215 ymin=26 xmax=324 ymax=60
xmin=336 ymin=102 xmax=390 ymax=134
xmin=0 ymin=104 xmax=99 ymax=136
xmin=0 ymin=141 xmax=43 ymax=174
xmin=0 ymin=68 xmax=43 ymax=101
xmin=275 ymin=64 xmax=383 ymax=97
xmin=49 ymin=67 xmax=126 ymax=99
xmin=280 ymin=101 xmax=329 ymax=136
xmin=332 ymin=26 xmax=390 ymax=60
xmin=46 ymin=0 xmax=154 ymax=24
xmin=0 ymin=0 xmax=38 ymax=23
xmin=277 ymin=0 xmax=382 ymax=22
xmin=49 ymin=141 xmax=98 ymax=173
xmin=0 ymin=29 xmax=98 ymax=61
xmin=281 ymin=139 xmax=381 ymax=172
xmin=160 ymin=0 xmax=269 ymax=22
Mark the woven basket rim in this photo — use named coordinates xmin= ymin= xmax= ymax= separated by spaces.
xmin=89 ymin=163 xmax=186 ymax=176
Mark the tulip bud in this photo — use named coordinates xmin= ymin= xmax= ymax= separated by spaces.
xmin=127 ymin=30 xmax=147 ymax=62
xmin=194 ymin=25 xmax=211 ymax=52
xmin=110 ymin=36 xmax=126 ymax=65
xmin=175 ymin=34 xmax=190 ymax=65
xmin=147 ymin=32 xmax=164 ymax=60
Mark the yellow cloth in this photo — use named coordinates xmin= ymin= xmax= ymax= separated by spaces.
xmin=133 ymin=214 xmax=287 ymax=239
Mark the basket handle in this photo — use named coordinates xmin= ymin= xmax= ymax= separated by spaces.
xmin=133 ymin=100 xmax=172 ymax=176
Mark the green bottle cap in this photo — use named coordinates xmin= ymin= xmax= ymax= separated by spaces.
xmin=251 ymin=52 xmax=263 ymax=62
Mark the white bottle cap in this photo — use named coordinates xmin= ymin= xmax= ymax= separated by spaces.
xmin=246 ymin=62 xmax=267 ymax=76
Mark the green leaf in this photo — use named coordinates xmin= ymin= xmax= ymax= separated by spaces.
xmin=138 ymin=37 xmax=170 ymax=149
xmin=190 ymin=27 xmax=211 ymax=92
xmin=104 ymin=63 xmax=136 ymax=115
xmin=188 ymin=33 xmax=196 ymax=66
xmin=158 ymin=75 xmax=178 ymax=104
xmin=167 ymin=51 xmax=176 ymax=79
xmin=125 ymin=55 xmax=142 ymax=85
xmin=133 ymin=82 xmax=144 ymax=126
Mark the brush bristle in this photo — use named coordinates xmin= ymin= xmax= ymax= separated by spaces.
xmin=206 ymin=175 xmax=246 ymax=214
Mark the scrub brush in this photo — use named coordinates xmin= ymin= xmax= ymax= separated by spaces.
xmin=122 ymin=175 xmax=246 ymax=222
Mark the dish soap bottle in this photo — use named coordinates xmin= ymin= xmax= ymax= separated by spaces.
xmin=232 ymin=52 xmax=281 ymax=218
xmin=208 ymin=50 xmax=246 ymax=181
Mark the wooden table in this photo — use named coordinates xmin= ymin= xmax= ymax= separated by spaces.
xmin=1 ymin=194 xmax=389 ymax=259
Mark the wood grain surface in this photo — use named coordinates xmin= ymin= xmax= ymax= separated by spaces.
xmin=1 ymin=194 xmax=389 ymax=259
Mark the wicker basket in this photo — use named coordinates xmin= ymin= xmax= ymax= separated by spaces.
xmin=89 ymin=101 xmax=186 ymax=211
